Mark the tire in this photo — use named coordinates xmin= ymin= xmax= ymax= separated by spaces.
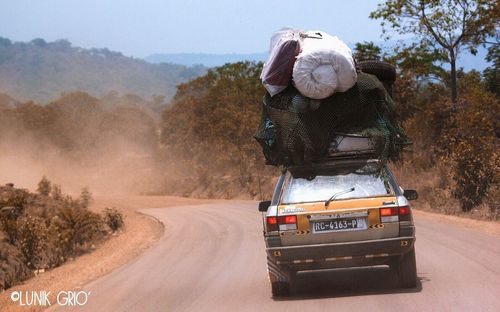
xmin=397 ymin=247 xmax=418 ymax=288
xmin=358 ymin=60 xmax=397 ymax=83
xmin=271 ymin=281 xmax=290 ymax=297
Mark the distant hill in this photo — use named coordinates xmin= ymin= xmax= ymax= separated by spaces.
xmin=145 ymin=44 xmax=489 ymax=71
xmin=0 ymin=37 xmax=207 ymax=103
xmin=145 ymin=52 xmax=267 ymax=68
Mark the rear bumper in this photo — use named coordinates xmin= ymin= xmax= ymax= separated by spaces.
xmin=267 ymin=236 xmax=415 ymax=267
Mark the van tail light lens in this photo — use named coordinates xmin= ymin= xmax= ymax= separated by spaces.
xmin=398 ymin=206 xmax=411 ymax=221
xmin=266 ymin=214 xmax=298 ymax=232
xmin=278 ymin=215 xmax=297 ymax=231
xmin=399 ymin=206 xmax=410 ymax=215
xmin=266 ymin=216 xmax=279 ymax=232
xmin=380 ymin=206 xmax=412 ymax=223
xmin=279 ymin=215 xmax=297 ymax=224
xmin=380 ymin=208 xmax=398 ymax=216
xmin=267 ymin=216 xmax=278 ymax=225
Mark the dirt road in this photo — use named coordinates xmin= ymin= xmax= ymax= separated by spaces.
xmin=52 ymin=202 xmax=500 ymax=312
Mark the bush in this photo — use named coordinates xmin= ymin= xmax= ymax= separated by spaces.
xmin=51 ymin=207 xmax=106 ymax=256
xmin=0 ymin=179 xmax=121 ymax=290
xmin=37 ymin=176 xmax=51 ymax=196
xmin=443 ymin=81 xmax=499 ymax=212
xmin=0 ymin=238 xmax=33 ymax=290
xmin=103 ymin=208 xmax=124 ymax=232
xmin=17 ymin=215 xmax=50 ymax=269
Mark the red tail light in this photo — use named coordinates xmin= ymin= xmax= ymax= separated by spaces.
xmin=279 ymin=215 xmax=297 ymax=224
xmin=398 ymin=205 xmax=412 ymax=222
xmin=380 ymin=206 xmax=412 ymax=223
xmin=380 ymin=207 xmax=398 ymax=216
xmin=266 ymin=215 xmax=297 ymax=232
xmin=267 ymin=216 xmax=277 ymax=225
xmin=266 ymin=216 xmax=278 ymax=232
xmin=399 ymin=206 xmax=410 ymax=215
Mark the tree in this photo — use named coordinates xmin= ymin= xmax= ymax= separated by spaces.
xmin=483 ymin=44 xmax=499 ymax=96
xmin=79 ymin=187 xmax=93 ymax=209
xmin=354 ymin=41 xmax=382 ymax=61
xmin=370 ymin=0 xmax=499 ymax=104
xmin=37 ymin=176 xmax=51 ymax=196
xmin=160 ymin=62 xmax=277 ymax=198
xmin=387 ymin=43 xmax=448 ymax=81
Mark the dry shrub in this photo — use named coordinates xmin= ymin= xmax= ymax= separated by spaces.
xmin=16 ymin=215 xmax=50 ymax=269
xmin=51 ymin=207 xmax=106 ymax=257
xmin=103 ymin=208 xmax=124 ymax=232
xmin=0 ymin=233 xmax=32 ymax=290
xmin=396 ymin=71 xmax=499 ymax=219
xmin=0 ymin=177 xmax=113 ymax=290
xmin=442 ymin=75 xmax=499 ymax=213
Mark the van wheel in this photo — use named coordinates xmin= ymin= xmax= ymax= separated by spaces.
xmin=397 ymin=247 xmax=417 ymax=288
xmin=271 ymin=281 xmax=290 ymax=297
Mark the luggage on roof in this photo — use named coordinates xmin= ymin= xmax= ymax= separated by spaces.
xmin=292 ymin=30 xmax=357 ymax=100
xmin=260 ymin=28 xmax=301 ymax=97
xmin=254 ymin=72 xmax=407 ymax=167
xmin=255 ymin=29 xmax=406 ymax=167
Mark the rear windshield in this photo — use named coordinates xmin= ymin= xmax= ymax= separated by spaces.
xmin=280 ymin=164 xmax=393 ymax=204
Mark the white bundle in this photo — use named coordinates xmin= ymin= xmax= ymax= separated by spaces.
xmin=293 ymin=31 xmax=357 ymax=100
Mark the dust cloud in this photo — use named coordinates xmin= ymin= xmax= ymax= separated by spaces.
xmin=0 ymin=97 xmax=165 ymax=195
xmin=0 ymin=141 xmax=156 ymax=196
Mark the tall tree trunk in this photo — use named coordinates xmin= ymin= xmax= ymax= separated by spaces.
xmin=450 ymin=49 xmax=458 ymax=105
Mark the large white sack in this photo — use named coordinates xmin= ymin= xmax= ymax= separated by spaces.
xmin=293 ymin=31 xmax=357 ymax=99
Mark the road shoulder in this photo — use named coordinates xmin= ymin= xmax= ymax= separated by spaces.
xmin=0 ymin=195 xmax=212 ymax=312
xmin=413 ymin=208 xmax=500 ymax=237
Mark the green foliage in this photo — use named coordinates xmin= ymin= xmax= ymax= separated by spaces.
xmin=354 ymin=41 xmax=382 ymax=61
xmin=370 ymin=0 xmax=497 ymax=49
xmin=103 ymin=208 xmax=124 ymax=232
xmin=370 ymin=0 xmax=498 ymax=103
xmin=483 ymin=44 xmax=499 ymax=96
xmin=387 ymin=43 xmax=448 ymax=82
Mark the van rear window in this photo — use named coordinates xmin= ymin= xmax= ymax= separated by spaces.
xmin=281 ymin=166 xmax=393 ymax=204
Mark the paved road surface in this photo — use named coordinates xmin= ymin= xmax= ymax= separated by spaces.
xmin=55 ymin=203 xmax=500 ymax=312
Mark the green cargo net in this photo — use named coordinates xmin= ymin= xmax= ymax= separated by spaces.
xmin=254 ymin=72 xmax=407 ymax=167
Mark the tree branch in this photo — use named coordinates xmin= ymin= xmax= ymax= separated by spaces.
xmin=419 ymin=1 xmax=451 ymax=49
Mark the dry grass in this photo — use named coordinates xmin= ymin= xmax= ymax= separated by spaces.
xmin=392 ymin=163 xmax=499 ymax=221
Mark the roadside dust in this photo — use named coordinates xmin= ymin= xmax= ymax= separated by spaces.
xmin=0 ymin=100 xmax=164 ymax=195
xmin=0 ymin=136 xmax=159 ymax=195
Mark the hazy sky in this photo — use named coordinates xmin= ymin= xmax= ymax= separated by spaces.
xmin=0 ymin=0 xmax=387 ymax=58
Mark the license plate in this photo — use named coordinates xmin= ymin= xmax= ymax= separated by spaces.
xmin=312 ymin=218 xmax=367 ymax=233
